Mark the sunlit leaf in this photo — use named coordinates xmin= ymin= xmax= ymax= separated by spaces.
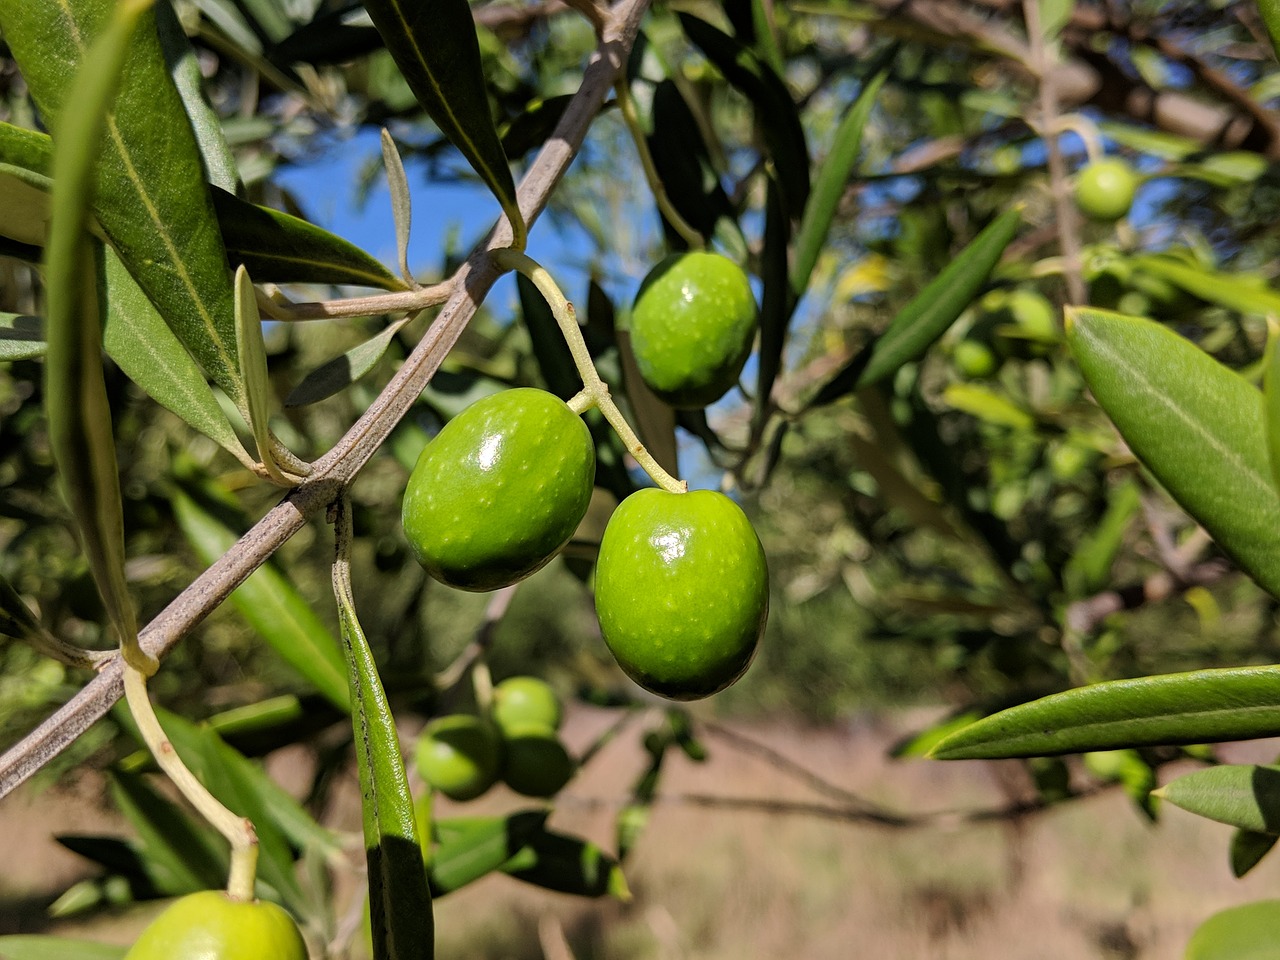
xmin=0 ymin=936 xmax=126 ymax=960
xmin=1066 ymin=308 xmax=1280 ymax=599
xmin=429 ymin=811 xmax=547 ymax=895
xmin=1135 ymin=255 xmax=1280 ymax=317
xmin=1185 ymin=900 xmax=1280 ymax=960
xmin=1158 ymin=764 xmax=1280 ymax=834
xmin=363 ymin=0 xmax=523 ymax=246
xmin=0 ymin=312 xmax=45 ymax=361
xmin=381 ymin=129 xmax=414 ymax=285
xmin=931 ymin=665 xmax=1280 ymax=760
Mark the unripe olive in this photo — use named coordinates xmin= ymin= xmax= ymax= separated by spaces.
xmin=123 ymin=891 xmax=307 ymax=960
xmin=500 ymin=722 xmax=575 ymax=797
xmin=1074 ymin=158 xmax=1138 ymax=221
xmin=415 ymin=714 xmax=502 ymax=802
xmin=492 ymin=676 xmax=563 ymax=733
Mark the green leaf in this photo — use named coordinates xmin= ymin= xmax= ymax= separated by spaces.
xmin=43 ymin=0 xmax=149 ymax=655
xmin=941 ymin=383 xmax=1035 ymax=430
xmin=213 ymin=187 xmax=406 ymax=291
xmin=333 ymin=555 xmax=434 ymax=960
xmin=0 ymin=572 xmax=46 ymax=643
xmin=234 ymin=265 xmax=286 ymax=483
xmin=381 ymin=129 xmax=414 ymax=285
xmin=1063 ymin=476 xmax=1141 ymax=598
xmin=362 ymin=0 xmax=523 ymax=247
xmin=811 ymin=207 xmax=1022 ymax=405
xmin=645 ymin=79 xmax=733 ymax=248
xmin=0 ymin=937 xmax=126 ymax=960
xmin=0 ymin=312 xmax=44 ymax=361
xmin=1185 ymin=900 xmax=1280 ymax=960
xmin=102 ymin=248 xmax=253 ymax=466
xmin=930 ymin=665 xmax=1280 ymax=760
xmin=500 ymin=95 xmax=575 ymax=161
xmin=1231 ymin=829 xmax=1278 ymax=878
xmin=680 ymin=14 xmax=810 ymax=218
xmin=286 ymin=315 xmax=413 ymax=408
xmin=1 ymin=0 xmax=247 ymax=409
xmin=792 ymin=69 xmax=887 ymax=299
xmin=517 ymin=272 xmax=579 ymax=402
xmin=1266 ymin=325 xmax=1280 ymax=494
xmin=110 ymin=768 xmax=227 ymax=895
xmin=170 ymin=486 xmax=350 ymax=709
xmin=754 ymin=176 xmax=791 ymax=425
xmin=503 ymin=829 xmax=630 ymax=901
xmin=1158 ymin=764 xmax=1280 ymax=834
xmin=1066 ymin=308 xmax=1280 ymax=599
xmin=429 ymin=811 xmax=547 ymax=895
xmin=1134 ymin=255 xmax=1280 ymax=317
xmin=1259 ymin=0 xmax=1280 ymax=64
xmin=0 ymin=167 xmax=57 ymax=249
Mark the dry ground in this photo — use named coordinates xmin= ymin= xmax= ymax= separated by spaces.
xmin=2 ymin=707 xmax=1277 ymax=959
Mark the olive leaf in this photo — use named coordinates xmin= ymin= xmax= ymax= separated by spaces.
xmin=1156 ymin=764 xmax=1280 ymax=835
xmin=43 ymin=0 xmax=150 ymax=656
xmin=0 ymin=312 xmax=45 ymax=361
xmin=1266 ymin=324 xmax=1280 ymax=494
xmin=1185 ymin=901 xmax=1280 ymax=960
xmin=428 ymin=811 xmax=547 ymax=895
xmin=234 ymin=265 xmax=288 ymax=483
xmin=363 ymin=0 xmax=524 ymax=247
xmin=1066 ymin=307 xmax=1280 ymax=599
xmin=502 ymin=828 xmax=630 ymax=900
xmin=0 ymin=937 xmax=126 ymax=960
xmin=930 ymin=665 xmax=1280 ymax=760
xmin=1231 ymin=829 xmax=1279 ymax=878
xmin=1 ymin=0 xmax=249 ymax=411
xmin=332 ymin=499 xmax=434 ymax=960
xmin=286 ymin=315 xmax=413 ymax=408
xmin=381 ymin=129 xmax=414 ymax=285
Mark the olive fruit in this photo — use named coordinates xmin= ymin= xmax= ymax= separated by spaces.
xmin=594 ymin=488 xmax=768 ymax=700
xmin=124 ymin=891 xmax=307 ymax=960
xmin=492 ymin=676 xmax=563 ymax=733
xmin=952 ymin=340 xmax=998 ymax=379
xmin=629 ymin=252 xmax=758 ymax=408
xmin=500 ymin=722 xmax=575 ymax=797
xmin=1074 ymin=158 xmax=1137 ymax=221
xmin=415 ymin=714 xmax=502 ymax=802
xmin=402 ymin=388 xmax=595 ymax=591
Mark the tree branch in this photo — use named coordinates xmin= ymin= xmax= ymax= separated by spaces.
xmin=0 ymin=0 xmax=653 ymax=801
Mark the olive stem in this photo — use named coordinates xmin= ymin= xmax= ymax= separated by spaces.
xmin=122 ymin=665 xmax=259 ymax=901
xmin=471 ymin=660 xmax=494 ymax=714
xmin=492 ymin=249 xmax=686 ymax=494
xmin=613 ymin=79 xmax=705 ymax=251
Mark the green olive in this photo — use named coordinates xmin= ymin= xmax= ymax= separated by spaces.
xmin=629 ymin=252 xmax=758 ymax=408
xmin=1074 ymin=158 xmax=1138 ymax=222
xmin=492 ymin=676 xmax=563 ymax=733
xmin=500 ymin=722 xmax=575 ymax=797
xmin=402 ymin=388 xmax=595 ymax=591
xmin=415 ymin=714 xmax=502 ymax=802
xmin=124 ymin=891 xmax=307 ymax=960
xmin=594 ymin=488 xmax=768 ymax=700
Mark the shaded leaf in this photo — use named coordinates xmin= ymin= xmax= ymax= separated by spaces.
xmin=503 ymin=829 xmax=630 ymax=900
xmin=1062 ymin=476 xmax=1141 ymax=598
xmin=501 ymin=95 xmax=574 ymax=161
xmin=680 ymin=14 xmax=810 ymax=217
xmin=363 ymin=0 xmax=522 ymax=245
xmin=792 ymin=69 xmax=887 ymax=299
xmin=170 ymin=486 xmax=350 ymax=709
xmin=1185 ymin=900 xmax=1280 ymax=960
xmin=1231 ymin=830 xmax=1278 ymax=878
xmin=616 ymin=328 xmax=679 ymax=479
xmin=1135 ymin=255 xmax=1280 ymax=317
xmin=1 ymin=0 xmax=248 ymax=409
xmin=1267 ymin=325 xmax=1280 ymax=494
xmin=930 ymin=665 xmax=1280 ymax=760
xmin=333 ymin=528 xmax=434 ymax=960
xmin=811 ymin=206 xmax=1022 ymax=405
xmin=110 ymin=769 xmax=227 ymax=895
xmin=1066 ymin=308 xmax=1280 ymax=599
xmin=1262 ymin=0 xmax=1280 ymax=63
xmin=1158 ymin=764 xmax=1280 ymax=834
xmin=517 ymin=272 xmax=579 ymax=401
xmin=286 ymin=315 xmax=412 ymax=407
xmin=754 ymin=175 xmax=791 ymax=422
xmin=429 ymin=811 xmax=547 ymax=895
xmin=645 ymin=79 xmax=732 ymax=247
xmin=0 ymin=312 xmax=45 ymax=361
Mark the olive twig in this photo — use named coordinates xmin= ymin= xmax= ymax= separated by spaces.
xmin=1042 ymin=113 xmax=1105 ymax=165
xmin=122 ymin=665 xmax=259 ymax=901
xmin=492 ymin=248 xmax=686 ymax=495
xmin=613 ymin=78 xmax=705 ymax=251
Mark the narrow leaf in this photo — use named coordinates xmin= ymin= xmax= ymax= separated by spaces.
xmin=103 ymin=248 xmax=252 ymax=466
xmin=234 ymin=265 xmax=287 ymax=483
xmin=503 ymin=829 xmax=630 ymax=901
xmin=429 ymin=811 xmax=547 ymax=895
xmin=680 ymin=14 xmax=810 ymax=218
xmin=110 ymin=769 xmax=227 ymax=895
xmin=1 ymin=0 xmax=247 ymax=409
xmin=941 ymin=383 xmax=1035 ymax=430
xmin=754 ymin=176 xmax=791 ymax=423
xmin=1262 ymin=0 xmax=1280 ymax=63
xmin=930 ymin=665 xmax=1280 ymax=760
xmin=1231 ymin=830 xmax=1278 ymax=878
xmin=0 ymin=168 xmax=57 ymax=249
xmin=0 ymin=312 xmax=45 ymax=361
xmin=0 ymin=937 xmax=126 ymax=960
xmin=333 ymin=514 xmax=434 ymax=960
xmin=500 ymin=94 xmax=574 ymax=161
xmin=381 ymin=130 xmax=414 ymax=285
xmin=170 ymin=487 xmax=350 ymax=709
xmin=1185 ymin=901 xmax=1280 ymax=960
xmin=44 ymin=0 xmax=150 ymax=654
xmin=516 ymin=272 xmax=579 ymax=401
xmin=1066 ymin=308 xmax=1280 ymax=599
xmin=792 ymin=69 xmax=887 ymax=299
xmin=810 ymin=207 xmax=1022 ymax=405
xmin=1266 ymin=322 xmax=1280 ymax=494
xmin=646 ymin=79 xmax=734 ymax=246
xmin=1062 ymin=476 xmax=1141 ymax=598
xmin=286 ymin=315 xmax=413 ymax=407
xmin=1135 ymin=255 xmax=1280 ymax=317
xmin=1158 ymin=764 xmax=1280 ymax=834
xmin=362 ymin=0 xmax=523 ymax=246
xmin=616 ymin=328 xmax=679 ymax=478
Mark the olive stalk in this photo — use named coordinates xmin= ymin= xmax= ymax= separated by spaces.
xmin=492 ymin=248 xmax=686 ymax=495
xmin=613 ymin=79 xmax=705 ymax=251
xmin=122 ymin=666 xmax=259 ymax=901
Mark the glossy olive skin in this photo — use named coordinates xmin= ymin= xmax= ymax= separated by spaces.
xmin=1074 ymin=158 xmax=1137 ymax=221
xmin=124 ymin=891 xmax=307 ymax=960
xmin=630 ymin=252 xmax=758 ymax=408
xmin=415 ymin=715 xmax=502 ymax=802
xmin=594 ymin=489 xmax=768 ymax=700
xmin=402 ymin=388 xmax=595 ymax=591
xmin=492 ymin=676 xmax=562 ymax=733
